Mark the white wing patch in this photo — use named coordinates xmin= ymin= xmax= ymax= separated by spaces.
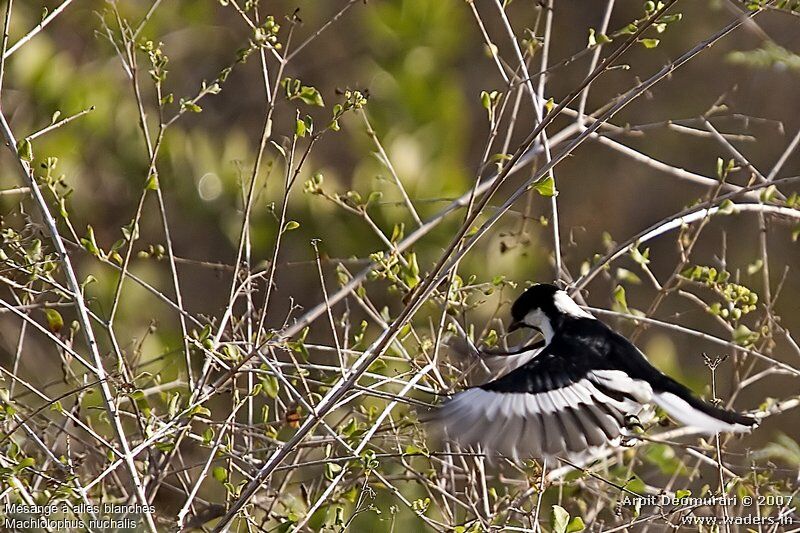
xmin=652 ymin=392 xmax=753 ymax=434
xmin=587 ymin=369 xmax=654 ymax=403
xmin=434 ymin=380 xmax=639 ymax=459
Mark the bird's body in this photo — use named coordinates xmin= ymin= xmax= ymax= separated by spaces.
xmin=435 ymin=283 xmax=757 ymax=459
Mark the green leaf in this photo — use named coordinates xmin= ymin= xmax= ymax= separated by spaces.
xmin=630 ymin=245 xmax=650 ymax=265
xmin=616 ymin=268 xmax=641 ymax=284
xmin=341 ymin=417 xmax=359 ymax=437
xmin=390 ymin=223 xmax=404 ymax=243
xmin=717 ymin=199 xmax=735 ymax=215
xmin=760 ymin=184 xmax=777 ymax=202
xmin=80 ymin=225 xmax=101 ymax=257
xmin=212 ymin=466 xmax=228 ymax=482
xmin=480 ymin=90 xmax=492 ymax=110
xmin=596 ymin=32 xmax=612 ymax=44
xmin=129 ymin=389 xmax=146 ymax=401
xmin=325 ymin=462 xmax=343 ymax=480
xmin=181 ymin=100 xmax=202 ymax=113
xmin=404 ymin=444 xmax=428 ymax=457
xmin=716 ymin=157 xmax=725 ymax=179
xmin=299 ymin=86 xmax=324 ymax=107
xmin=733 ymin=324 xmax=757 ymax=346
xmin=639 ymin=38 xmax=660 ymax=49
xmin=659 ymin=13 xmax=682 ymax=24
xmin=490 ymin=152 xmax=512 ymax=164
xmin=121 ymin=220 xmax=140 ymax=242
xmin=613 ymin=284 xmax=629 ymax=313
xmin=282 ymin=220 xmax=300 ymax=233
xmin=552 ymin=505 xmax=570 ymax=533
xmin=747 ymin=259 xmax=763 ymax=275
xmin=403 ymin=252 xmax=420 ymax=288
xmin=532 ymin=175 xmax=558 ymax=197
xmin=16 ymin=457 xmax=36 ymax=470
xmin=262 ymin=374 xmax=279 ymax=398
xmin=567 ymin=517 xmax=586 ymax=533
xmin=155 ymin=441 xmax=175 ymax=453
xmin=43 ymin=309 xmax=64 ymax=334
xmin=189 ymin=405 xmax=211 ymax=417
xmin=167 ymin=392 xmax=180 ymax=418
xmin=17 ymin=138 xmax=33 ymax=162
xmin=145 ymin=172 xmax=159 ymax=190
xmin=295 ymin=119 xmax=307 ymax=137
xmin=644 ymin=443 xmax=686 ymax=475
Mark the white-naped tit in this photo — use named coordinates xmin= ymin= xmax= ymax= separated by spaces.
xmin=434 ymin=283 xmax=757 ymax=459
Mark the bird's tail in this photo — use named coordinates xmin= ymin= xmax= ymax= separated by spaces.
xmin=651 ymin=378 xmax=757 ymax=434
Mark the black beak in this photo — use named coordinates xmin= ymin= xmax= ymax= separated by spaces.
xmin=508 ymin=320 xmax=523 ymax=332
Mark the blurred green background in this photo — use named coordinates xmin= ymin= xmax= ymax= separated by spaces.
xmin=1 ymin=0 xmax=800 ymax=530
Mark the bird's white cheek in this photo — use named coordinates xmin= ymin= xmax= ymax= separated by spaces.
xmin=524 ymin=310 xmax=555 ymax=343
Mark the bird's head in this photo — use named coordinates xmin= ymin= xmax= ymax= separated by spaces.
xmin=508 ymin=283 xmax=592 ymax=341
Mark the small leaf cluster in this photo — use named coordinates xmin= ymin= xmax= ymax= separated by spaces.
xmin=551 ymin=504 xmax=586 ymax=533
xmin=80 ymin=222 xmax=136 ymax=266
xmin=0 ymin=227 xmax=61 ymax=303
xmin=0 ymin=441 xmax=37 ymax=485
xmin=282 ymin=77 xmax=325 ymax=107
xmin=773 ymin=0 xmax=800 ymax=12
xmin=254 ymin=16 xmax=281 ymax=48
xmin=38 ymin=157 xmax=73 ymax=223
xmin=589 ymin=1 xmax=683 ymax=51
xmin=681 ymin=265 xmax=759 ymax=321
xmin=331 ymin=89 xmax=368 ymax=131
xmin=303 ymin=172 xmax=325 ymax=195
xmin=286 ymin=326 xmax=310 ymax=361
xmin=479 ymin=90 xmax=502 ymax=123
xmin=138 ymin=243 xmax=167 ymax=260
xmin=139 ymin=40 xmax=169 ymax=84
xmin=742 ymin=0 xmax=800 ymax=11
xmin=303 ymin=172 xmax=383 ymax=217
xmin=368 ymin=250 xmax=421 ymax=290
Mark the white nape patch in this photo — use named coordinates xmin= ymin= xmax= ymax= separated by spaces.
xmin=553 ymin=290 xmax=594 ymax=319
xmin=588 ymin=370 xmax=654 ymax=403
xmin=523 ymin=309 xmax=555 ymax=343
xmin=653 ymin=392 xmax=753 ymax=434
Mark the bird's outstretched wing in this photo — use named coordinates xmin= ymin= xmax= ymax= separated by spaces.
xmin=434 ymin=346 xmax=644 ymax=459
xmin=434 ymin=318 xmax=756 ymax=460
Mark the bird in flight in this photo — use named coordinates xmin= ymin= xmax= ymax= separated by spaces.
xmin=435 ymin=283 xmax=757 ymax=460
